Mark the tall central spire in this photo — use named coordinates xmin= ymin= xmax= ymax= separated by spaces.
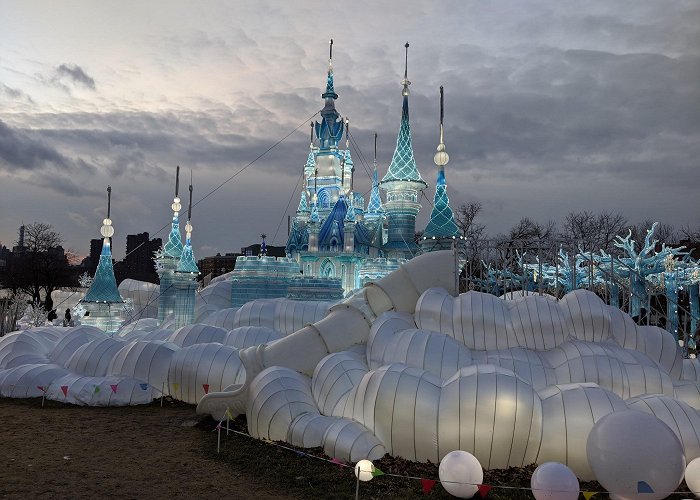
xmin=315 ymin=38 xmax=343 ymax=151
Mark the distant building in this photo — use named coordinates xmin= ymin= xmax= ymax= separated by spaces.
xmin=123 ymin=232 xmax=161 ymax=283
xmin=86 ymin=238 xmax=102 ymax=275
xmin=198 ymin=253 xmax=239 ymax=280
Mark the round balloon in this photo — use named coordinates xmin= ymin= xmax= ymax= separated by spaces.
xmin=531 ymin=462 xmax=579 ymax=500
xmin=686 ymin=457 xmax=700 ymax=495
xmin=438 ymin=450 xmax=483 ymax=498
xmin=586 ymin=410 xmax=685 ymax=500
xmin=354 ymin=459 xmax=375 ymax=482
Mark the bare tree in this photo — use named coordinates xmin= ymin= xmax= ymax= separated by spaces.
xmin=1 ymin=223 xmax=75 ymax=310
xmin=455 ymin=202 xmax=486 ymax=241
xmin=560 ymin=210 xmax=628 ymax=252
xmin=680 ymin=224 xmax=700 ymax=242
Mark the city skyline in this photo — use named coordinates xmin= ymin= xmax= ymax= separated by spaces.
xmin=1 ymin=1 xmax=699 ymax=260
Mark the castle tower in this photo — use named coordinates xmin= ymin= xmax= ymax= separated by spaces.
xmin=379 ymin=43 xmax=427 ymax=259
xmin=79 ymin=186 xmax=125 ymax=335
xmin=364 ymin=133 xmax=386 ymax=230
xmin=173 ymin=180 xmax=199 ymax=328
xmin=421 ymin=86 xmax=461 ymax=253
xmin=156 ymin=167 xmax=184 ymax=324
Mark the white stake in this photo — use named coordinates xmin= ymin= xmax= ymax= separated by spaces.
xmin=161 ymin=382 xmax=164 ymax=407
xmin=216 ymin=424 xmax=221 ymax=453
xmin=355 ymin=475 xmax=360 ymax=500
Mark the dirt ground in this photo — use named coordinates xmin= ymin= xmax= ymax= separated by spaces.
xmin=0 ymin=398 xmax=293 ymax=500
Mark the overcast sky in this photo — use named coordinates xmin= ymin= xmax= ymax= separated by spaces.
xmin=1 ymin=0 xmax=699 ymax=260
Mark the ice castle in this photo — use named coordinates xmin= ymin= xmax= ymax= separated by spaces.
xmin=154 ymin=41 xmax=463 ymax=325
xmin=285 ymin=41 xmax=462 ymax=296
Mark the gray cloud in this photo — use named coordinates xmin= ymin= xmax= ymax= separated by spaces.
xmin=0 ymin=119 xmax=73 ymax=172
xmin=55 ymin=64 xmax=96 ymax=90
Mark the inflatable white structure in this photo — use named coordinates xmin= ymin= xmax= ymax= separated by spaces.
xmin=1 ymin=251 xmax=699 ymax=483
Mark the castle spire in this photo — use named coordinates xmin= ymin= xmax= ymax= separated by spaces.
xmin=163 ymin=166 xmax=184 ymax=259
xmin=177 ymin=176 xmax=199 ymax=273
xmin=424 ymin=86 xmax=459 ymax=240
xmin=82 ymin=186 xmax=123 ymax=304
xmin=379 ymin=43 xmax=426 ymax=258
xmin=380 ymin=43 xmax=425 ymax=188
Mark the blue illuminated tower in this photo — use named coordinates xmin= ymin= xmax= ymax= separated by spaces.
xmin=421 ymin=86 xmax=461 ymax=253
xmin=79 ymin=186 xmax=125 ymax=335
xmin=364 ymin=132 xmax=386 ymax=231
xmin=379 ymin=43 xmax=427 ymax=259
xmin=173 ymin=179 xmax=199 ymax=328
xmin=156 ymin=167 xmax=184 ymax=324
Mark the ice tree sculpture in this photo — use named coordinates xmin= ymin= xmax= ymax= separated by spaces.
xmin=596 ymin=223 xmax=685 ymax=318
xmin=521 ymin=248 xmax=601 ymax=294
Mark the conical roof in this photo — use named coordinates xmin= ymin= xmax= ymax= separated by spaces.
xmin=380 ymin=95 xmax=426 ymax=190
xmin=424 ymin=168 xmax=459 ymax=238
xmin=82 ymin=239 xmax=123 ymax=303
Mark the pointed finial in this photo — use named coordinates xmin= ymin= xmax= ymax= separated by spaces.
xmin=175 ymin=165 xmax=180 ymax=197
xmin=434 ymin=86 xmax=449 ymax=167
xmin=374 ymin=132 xmax=378 ymax=162
xmin=440 ymin=86 xmax=444 ymax=127
xmin=329 ymin=39 xmax=333 ymax=62
xmin=107 ymin=186 xmax=111 ymax=219
xmin=187 ymin=179 xmax=193 ymax=222
xmin=310 ymin=122 xmax=314 ymax=145
xmin=345 ymin=117 xmax=350 ymax=149
xmin=404 ymin=42 xmax=409 ymax=79
xmin=402 ymin=42 xmax=411 ymax=96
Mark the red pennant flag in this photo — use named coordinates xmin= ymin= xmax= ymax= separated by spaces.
xmin=60 ymin=385 xmax=68 ymax=396
xmin=37 ymin=386 xmax=45 ymax=393
xmin=330 ymin=457 xmax=344 ymax=467
xmin=421 ymin=479 xmax=436 ymax=494
xmin=110 ymin=384 xmax=118 ymax=393
xmin=478 ymin=484 xmax=492 ymax=498
xmin=202 ymin=383 xmax=209 ymax=394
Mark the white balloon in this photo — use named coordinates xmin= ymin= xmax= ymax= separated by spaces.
xmin=587 ymin=410 xmax=685 ymax=500
xmin=354 ymin=459 xmax=375 ymax=482
xmin=531 ymin=462 xmax=579 ymax=500
xmin=686 ymin=457 xmax=700 ymax=495
xmin=438 ymin=450 xmax=483 ymax=498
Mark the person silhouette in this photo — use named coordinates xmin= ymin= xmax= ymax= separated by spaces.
xmin=63 ymin=308 xmax=72 ymax=327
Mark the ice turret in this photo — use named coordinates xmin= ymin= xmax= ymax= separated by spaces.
xmin=156 ymin=167 xmax=184 ymax=324
xmin=380 ymin=43 xmax=427 ymax=258
xmin=421 ymin=86 xmax=461 ymax=253
xmin=173 ymin=179 xmax=199 ymax=328
xmin=79 ymin=186 xmax=125 ymax=335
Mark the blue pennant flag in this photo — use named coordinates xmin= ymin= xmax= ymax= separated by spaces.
xmin=139 ymin=383 xmax=148 ymax=390
xmin=637 ymin=481 xmax=654 ymax=493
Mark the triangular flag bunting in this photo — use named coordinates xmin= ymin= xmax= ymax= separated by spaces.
xmin=173 ymin=383 xmax=180 ymax=392
xmin=202 ymin=383 xmax=209 ymax=394
xmin=110 ymin=384 xmax=118 ymax=393
xmin=330 ymin=457 xmax=344 ymax=467
xmin=478 ymin=484 xmax=492 ymax=498
xmin=225 ymin=408 xmax=234 ymax=420
xmin=637 ymin=481 xmax=654 ymax=493
xmin=371 ymin=467 xmax=385 ymax=477
xmin=94 ymin=386 xmax=100 ymax=393
xmin=60 ymin=385 xmax=68 ymax=397
xmin=216 ymin=423 xmax=221 ymax=430
xmin=37 ymin=386 xmax=45 ymax=393
xmin=139 ymin=383 xmax=148 ymax=390
xmin=421 ymin=479 xmax=436 ymax=494
xmin=582 ymin=492 xmax=596 ymax=500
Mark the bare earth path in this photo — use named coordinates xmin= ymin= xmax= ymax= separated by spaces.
xmin=0 ymin=398 xmax=292 ymax=500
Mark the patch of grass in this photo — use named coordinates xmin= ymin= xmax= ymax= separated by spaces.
xmin=197 ymin=416 xmax=627 ymax=500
